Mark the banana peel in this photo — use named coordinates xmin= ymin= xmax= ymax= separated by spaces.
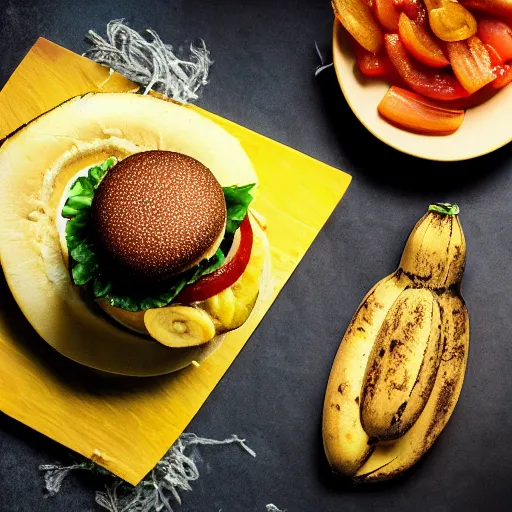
xmin=323 ymin=203 xmax=469 ymax=482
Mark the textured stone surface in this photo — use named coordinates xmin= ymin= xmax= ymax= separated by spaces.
xmin=1 ymin=0 xmax=512 ymax=511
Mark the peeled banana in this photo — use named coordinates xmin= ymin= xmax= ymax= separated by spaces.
xmin=323 ymin=203 xmax=469 ymax=482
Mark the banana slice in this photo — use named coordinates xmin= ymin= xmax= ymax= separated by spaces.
xmin=204 ymin=287 xmax=237 ymax=327
xmin=199 ymin=212 xmax=267 ymax=332
xmin=144 ymin=306 xmax=216 ymax=348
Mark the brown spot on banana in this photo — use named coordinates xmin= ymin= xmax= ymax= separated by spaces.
xmin=354 ymin=294 xmax=469 ymax=482
xmin=389 ymin=339 xmax=402 ymax=352
xmin=400 ymin=210 xmax=466 ymax=289
xmin=360 ymin=288 xmax=443 ymax=441
xmin=323 ymin=205 xmax=468 ymax=481
xmin=322 ymin=271 xmax=411 ymax=476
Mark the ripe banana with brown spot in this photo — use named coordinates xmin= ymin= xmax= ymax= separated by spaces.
xmin=322 ymin=271 xmax=411 ymax=475
xmin=360 ymin=287 xmax=442 ymax=441
xmin=323 ymin=203 xmax=469 ymax=481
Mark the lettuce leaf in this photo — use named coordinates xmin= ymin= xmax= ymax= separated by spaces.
xmin=223 ymin=183 xmax=256 ymax=233
xmin=62 ymin=158 xmax=255 ymax=311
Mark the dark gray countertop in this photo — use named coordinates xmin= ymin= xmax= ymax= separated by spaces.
xmin=1 ymin=0 xmax=512 ymax=511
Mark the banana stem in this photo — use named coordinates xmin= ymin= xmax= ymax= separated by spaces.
xmin=428 ymin=203 xmax=460 ymax=215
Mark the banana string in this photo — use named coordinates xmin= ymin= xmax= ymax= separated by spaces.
xmin=40 ymin=433 xmax=286 ymax=512
xmin=83 ymin=20 xmax=212 ymax=103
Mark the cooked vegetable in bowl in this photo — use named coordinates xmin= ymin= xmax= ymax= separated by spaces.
xmin=332 ymin=0 xmax=512 ymax=135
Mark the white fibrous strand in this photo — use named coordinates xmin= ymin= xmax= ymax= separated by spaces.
xmin=266 ymin=505 xmax=286 ymax=512
xmin=40 ymin=433 xmax=256 ymax=511
xmin=314 ymin=41 xmax=333 ymax=77
xmin=39 ymin=462 xmax=92 ymax=496
xmin=83 ymin=20 xmax=212 ymax=103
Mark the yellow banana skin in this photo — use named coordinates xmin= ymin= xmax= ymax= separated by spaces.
xmin=356 ymin=292 xmax=469 ymax=481
xmin=323 ymin=205 xmax=469 ymax=482
xmin=360 ymin=288 xmax=442 ymax=441
xmin=322 ymin=271 xmax=411 ymax=475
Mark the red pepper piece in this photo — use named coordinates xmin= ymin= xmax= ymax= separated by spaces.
xmin=355 ymin=43 xmax=394 ymax=76
xmin=447 ymin=36 xmax=496 ymax=93
xmin=385 ymin=33 xmax=470 ymax=99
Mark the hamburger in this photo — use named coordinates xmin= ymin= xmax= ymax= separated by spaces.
xmin=61 ymin=149 xmax=267 ymax=348
xmin=0 ymin=92 xmax=269 ymax=375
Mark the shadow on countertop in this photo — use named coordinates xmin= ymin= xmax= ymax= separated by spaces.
xmin=311 ymin=409 xmax=431 ymax=495
xmin=0 ymin=272 xmax=175 ymax=398
xmin=314 ymin=66 xmax=512 ymax=196
xmin=0 ymin=269 xmax=175 ymax=490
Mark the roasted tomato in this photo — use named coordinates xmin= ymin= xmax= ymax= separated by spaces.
xmin=176 ymin=215 xmax=253 ymax=303
xmin=378 ymin=86 xmax=465 ymax=133
xmin=385 ymin=33 xmax=469 ymax=100
xmin=398 ymin=13 xmax=450 ymax=67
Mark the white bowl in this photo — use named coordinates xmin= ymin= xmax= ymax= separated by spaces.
xmin=332 ymin=20 xmax=512 ymax=161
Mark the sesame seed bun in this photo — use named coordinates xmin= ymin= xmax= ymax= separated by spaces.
xmin=92 ymin=151 xmax=227 ymax=282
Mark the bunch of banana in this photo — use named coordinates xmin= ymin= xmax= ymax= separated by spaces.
xmin=323 ymin=203 xmax=469 ymax=482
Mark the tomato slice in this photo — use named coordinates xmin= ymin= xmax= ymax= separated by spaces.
xmin=385 ymin=33 xmax=469 ymax=100
xmin=378 ymin=86 xmax=465 ymax=134
xmin=478 ymin=18 xmax=512 ymax=62
xmin=398 ymin=13 xmax=450 ymax=67
xmin=394 ymin=0 xmax=428 ymax=25
xmin=332 ymin=0 xmax=383 ymax=53
xmin=373 ymin=0 xmax=402 ymax=31
xmin=355 ymin=43 xmax=394 ymax=77
xmin=492 ymin=63 xmax=512 ymax=87
xmin=460 ymin=0 xmax=512 ymax=19
xmin=175 ymin=215 xmax=254 ymax=304
xmin=447 ymin=36 xmax=496 ymax=93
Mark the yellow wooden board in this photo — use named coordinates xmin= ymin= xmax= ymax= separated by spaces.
xmin=0 ymin=38 xmax=351 ymax=484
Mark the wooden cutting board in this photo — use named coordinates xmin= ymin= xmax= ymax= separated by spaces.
xmin=0 ymin=38 xmax=351 ymax=484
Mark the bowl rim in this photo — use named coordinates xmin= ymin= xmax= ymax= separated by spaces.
xmin=331 ymin=19 xmax=512 ymax=162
